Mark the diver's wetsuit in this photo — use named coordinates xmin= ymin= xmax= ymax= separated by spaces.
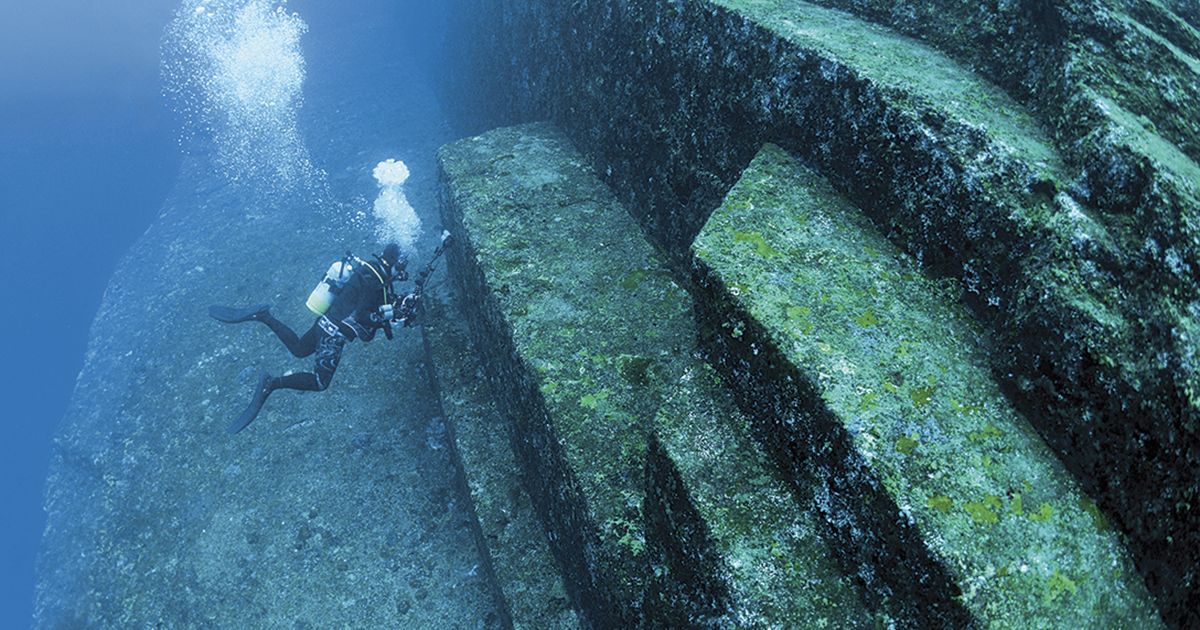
xmin=213 ymin=237 xmax=454 ymax=435
xmin=257 ymin=257 xmax=395 ymax=392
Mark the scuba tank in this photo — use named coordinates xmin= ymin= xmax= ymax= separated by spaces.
xmin=306 ymin=254 xmax=357 ymax=315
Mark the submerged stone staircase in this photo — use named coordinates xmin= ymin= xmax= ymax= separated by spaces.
xmin=440 ymin=0 xmax=1200 ymax=623
xmin=432 ymin=123 xmax=872 ymax=626
xmin=692 ymin=144 xmax=1159 ymax=627
xmin=428 ymin=123 xmax=1162 ymax=626
xmin=649 ymin=362 xmax=870 ymax=627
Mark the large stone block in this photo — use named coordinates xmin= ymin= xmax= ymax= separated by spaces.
xmin=441 ymin=2 xmax=1200 ymax=621
xmin=438 ymin=123 xmax=873 ymax=626
xmin=438 ymin=122 xmax=699 ymax=625
xmin=649 ymin=362 xmax=872 ymax=627
xmin=692 ymin=144 xmax=1162 ymax=627
xmin=421 ymin=293 xmax=580 ymax=629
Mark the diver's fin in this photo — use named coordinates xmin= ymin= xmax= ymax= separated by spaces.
xmin=209 ymin=304 xmax=270 ymax=324
xmin=228 ymin=372 xmax=273 ymax=435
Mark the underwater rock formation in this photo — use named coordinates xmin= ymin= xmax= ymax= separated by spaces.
xmin=692 ymin=143 xmax=1159 ymax=627
xmin=436 ymin=123 xmax=871 ymax=626
xmin=438 ymin=123 xmax=696 ymax=625
xmin=429 ymin=122 xmax=1162 ymax=626
xmin=440 ymin=0 xmax=1200 ymax=624
xmin=422 ymin=294 xmax=581 ymax=629
xmin=39 ymin=0 xmax=1198 ymax=626
xmin=648 ymin=363 xmax=872 ymax=627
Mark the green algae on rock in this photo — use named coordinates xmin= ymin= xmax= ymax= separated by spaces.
xmin=421 ymin=294 xmax=580 ymax=629
xmin=692 ymin=144 xmax=1161 ymax=628
xmin=713 ymin=0 xmax=1067 ymax=180
xmin=440 ymin=1 xmax=1200 ymax=622
xmin=438 ymin=122 xmax=699 ymax=625
xmin=650 ymin=362 xmax=873 ymax=627
xmin=439 ymin=123 xmax=882 ymax=627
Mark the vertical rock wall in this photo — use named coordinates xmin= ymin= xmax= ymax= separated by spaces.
xmin=434 ymin=123 xmax=877 ymax=626
xmin=438 ymin=1 xmax=1200 ymax=623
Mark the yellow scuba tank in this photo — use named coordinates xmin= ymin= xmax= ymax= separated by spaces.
xmin=306 ymin=256 xmax=357 ymax=315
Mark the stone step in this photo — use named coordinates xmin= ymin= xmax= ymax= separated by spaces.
xmin=720 ymin=3 xmax=1200 ymax=619
xmin=754 ymin=1 xmax=1200 ymax=619
xmin=1166 ymin=0 xmax=1200 ymax=31
xmin=441 ymin=0 xmax=1200 ymax=622
xmin=1129 ymin=0 xmax=1200 ymax=61
xmin=438 ymin=122 xmax=699 ymax=626
xmin=701 ymin=0 xmax=1133 ymax=360
xmin=691 ymin=144 xmax=1163 ymax=627
xmin=437 ymin=123 xmax=871 ymax=626
xmin=421 ymin=293 xmax=581 ymax=630
xmin=650 ymin=362 xmax=872 ymax=627
xmin=714 ymin=0 xmax=1067 ymax=180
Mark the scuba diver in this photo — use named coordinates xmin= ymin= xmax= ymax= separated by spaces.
xmin=211 ymin=232 xmax=451 ymax=435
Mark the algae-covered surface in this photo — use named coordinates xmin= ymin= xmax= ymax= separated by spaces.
xmin=440 ymin=123 xmax=883 ymax=626
xmin=439 ymin=122 xmax=693 ymax=541
xmin=439 ymin=122 xmax=697 ymax=623
xmin=714 ymin=0 xmax=1065 ymax=179
xmin=693 ymin=144 xmax=1161 ymax=627
xmin=422 ymin=291 xmax=580 ymax=629
xmin=1092 ymin=91 xmax=1200 ymax=193
xmin=653 ymin=363 xmax=872 ymax=628
xmin=439 ymin=0 xmax=1197 ymax=623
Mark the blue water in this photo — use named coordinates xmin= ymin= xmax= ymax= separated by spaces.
xmin=0 ymin=2 xmax=180 ymax=625
xmin=0 ymin=2 xmax=447 ymax=625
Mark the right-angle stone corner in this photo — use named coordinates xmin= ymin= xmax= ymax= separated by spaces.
xmin=436 ymin=123 xmax=878 ymax=627
xmin=437 ymin=122 xmax=699 ymax=627
xmin=649 ymin=361 xmax=873 ymax=627
xmin=691 ymin=143 xmax=1163 ymax=627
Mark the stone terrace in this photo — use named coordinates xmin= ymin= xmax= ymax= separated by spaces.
xmin=437 ymin=123 xmax=872 ymax=626
xmin=441 ymin=1 xmax=1200 ymax=621
xmin=692 ymin=144 xmax=1160 ymax=627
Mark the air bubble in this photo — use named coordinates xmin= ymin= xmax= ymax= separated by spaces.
xmin=163 ymin=0 xmax=323 ymax=196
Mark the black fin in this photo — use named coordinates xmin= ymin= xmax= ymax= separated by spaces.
xmin=228 ymin=372 xmax=272 ymax=435
xmin=209 ymin=304 xmax=270 ymax=324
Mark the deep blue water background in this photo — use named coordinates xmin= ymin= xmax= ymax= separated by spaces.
xmin=0 ymin=2 xmax=180 ymax=625
xmin=0 ymin=2 xmax=446 ymax=624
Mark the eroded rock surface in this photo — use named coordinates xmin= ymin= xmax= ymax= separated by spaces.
xmin=437 ymin=123 xmax=869 ymax=627
xmin=692 ymin=143 xmax=1160 ymax=628
xmin=441 ymin=1 xmax=1200 ymax=623
xmin=422 ymin=292 xmax=580 ymax=629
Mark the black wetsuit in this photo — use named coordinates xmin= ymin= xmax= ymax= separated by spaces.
xmin=258 ymin=258 xmax=394 ymax=392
